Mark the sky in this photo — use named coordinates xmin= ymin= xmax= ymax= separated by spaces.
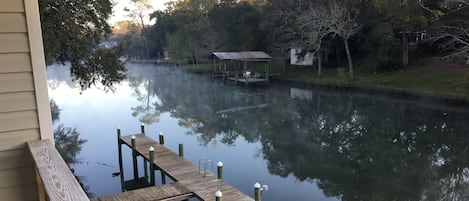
xmin=109 ymin=0 xmax=172 ymax=25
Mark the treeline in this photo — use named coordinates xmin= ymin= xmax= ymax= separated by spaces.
xmin=122 ymin=0 xmax=468 ymax=78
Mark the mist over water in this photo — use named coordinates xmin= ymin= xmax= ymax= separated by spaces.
xmin=47 ymin=63 xmax=469 ymax=201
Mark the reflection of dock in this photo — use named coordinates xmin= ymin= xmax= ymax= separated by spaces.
xmin=216 ymin=104 xmax=269 ymax=114
xmin=93 ymin=133 xmax=254 ymax=201
xmin=228 ymin=77 xmax=269 ymax=85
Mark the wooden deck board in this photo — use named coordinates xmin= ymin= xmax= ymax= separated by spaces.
xmin=94 ymin=182 xmax=193 ymax=201
xmin=112 ymin=134 xmax=254 ymax=201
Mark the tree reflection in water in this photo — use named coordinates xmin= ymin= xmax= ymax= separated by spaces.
xmin=126 ymin=65 xmax=469 ymax=201
xmin=50 ymin=100 xmax=90 ymax=196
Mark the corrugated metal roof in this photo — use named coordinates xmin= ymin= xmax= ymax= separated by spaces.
xmin=211 ymin=51 xmax=272 ymax=61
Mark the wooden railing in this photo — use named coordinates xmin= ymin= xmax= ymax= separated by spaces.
xmin=28 ymin=139 xmax=90 ymax=201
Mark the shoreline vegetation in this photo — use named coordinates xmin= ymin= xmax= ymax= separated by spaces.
xmin=175 ymin=59 xmax=469 ymax=103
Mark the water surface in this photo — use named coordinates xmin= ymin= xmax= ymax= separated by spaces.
xmin=47 ymin=63 xmax=469 ymax=201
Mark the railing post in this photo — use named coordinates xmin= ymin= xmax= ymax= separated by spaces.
xmin=254 ymin=182 xmax=261 ymax=201
xmin=178 ymin=144 xmax=184 ymax=157
xmin=117 ymin=127 xmax=125 ymax=191
xmin=131 ymin=135 xmax=138 ymax=180
xmin=215 ymin=190 xmax=222 ymax=201
xmin=217 ymin=161 xmax=223 ymax=180
xmin=149 ymin=146 xmax=155 ymax=186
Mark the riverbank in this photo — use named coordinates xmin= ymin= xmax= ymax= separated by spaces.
xmin=178 ymin=59 xmax=469 ymax=103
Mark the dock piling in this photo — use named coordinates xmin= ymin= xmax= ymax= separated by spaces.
xmin=254 ymin=182 xmax=261 ymax=201
xmin=159 ymin=132 xmax=165 ymax=145
xmin=141 ymin=123 xmax=145 ymax=134
xmin=149 ymin=146 xmax=155 ymax=186
xmin=178 ymin=144 xmax=184 ymax=157
xmin=131 ymin=135 xmax=138 ymax=180
xmin=117 ymin=127 xmax=124 ymax=191
xmin=217 ymin=161 xmax=223 ymax=180
xmin=215 ymin=190 xmax=223 ymax=201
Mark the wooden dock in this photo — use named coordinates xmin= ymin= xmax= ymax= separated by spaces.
xmin=93 ymin=133 xmax=254 ymax=201
xmin=91 ymin=183 xmax=193 ymax=201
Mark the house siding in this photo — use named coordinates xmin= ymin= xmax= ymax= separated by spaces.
xmin=0 ymin=0 xmax=52 ymax=200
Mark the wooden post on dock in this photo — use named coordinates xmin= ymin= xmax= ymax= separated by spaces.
xmin=178 ymin=144 xmax=184 ymax=157
xmin=131 ymin=135 xmax=138 ymax=180
xmin=149 ymin=146 xmax=155 ymax=186
xmin=159 ymin=132 xmax=164 ymax=145
xmin=159 ymin=132 xmax=166 ymax=184
xmin=254 ymin=182 xmax=261 ymax=201
xmin=215 ymin=190 xmax=222 ymax=201
xmin=117 ymin=128 xmax=124 ymax=191
xmin=141 ymin=124 xmax=148 ymax=179
xmin=217 ymin=161 xmax=223 ymax=180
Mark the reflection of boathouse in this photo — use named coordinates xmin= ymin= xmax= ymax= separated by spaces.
xmin=210 ymin=51 xmax=271 ymax=86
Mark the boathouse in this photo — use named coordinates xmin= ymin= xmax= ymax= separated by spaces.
xmin=210 ymin=51 xmax=272 ymax=85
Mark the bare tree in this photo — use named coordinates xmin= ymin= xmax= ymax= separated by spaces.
xmin=273 ymin=0 xmax=362 ymax=80
xmin=273 ymin=0 xmax=334 ymax=77
xmin=327 ymin=1 xmax=362 ymax=82
xmin=295 ymin=2 xmax=335 ymax=77
xmin=124 ymin=0 xmax=153 ymax=59
xmin=418 ymin=0 xmax=469 ymax=65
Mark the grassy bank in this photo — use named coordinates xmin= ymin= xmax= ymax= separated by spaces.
xmin=282 ymin=59 xmax=469 ymax=101
xmin=178 ymin=59 xmax=469 ymax=101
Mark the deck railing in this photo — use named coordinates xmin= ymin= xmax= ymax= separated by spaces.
xmin=28 ymin=139 xmax=90 ymax=201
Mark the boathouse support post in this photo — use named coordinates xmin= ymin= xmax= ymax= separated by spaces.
xmin=215 ymin=190 xmax=222 ymax=201
xmin=131 ymin=135 xmax=138 ymax=180
xmin=217 ymin=161 xmax=223 ymax=180
xmin=254 ymin=182 xmax=261 ymax=201
xmin=149 ymin=146 xmax=155 ymax=186
xmin=179 ymin=144 xmax=184 ymax=157
xmin=117 ymin=128 xmax=125 ymax=191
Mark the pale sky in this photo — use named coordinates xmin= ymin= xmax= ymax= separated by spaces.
xmin=109 ymin=0 xmax=172 ymax=25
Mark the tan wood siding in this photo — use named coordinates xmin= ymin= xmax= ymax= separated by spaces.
xmin=0 ymin=0 xmax=47 ymax=200
xmin=0 ymin=33 xmax=29 ymax=53
xmin=0 ymin=148 xmax=34 ymax=170
xmin=0 ymin=129 xmax=39 ymax=151
xmin=0 ymin=53 xmax=32 ymax=73
xmin=0 ymin=166 xmax=36 ymax=189
xmin=0 ymin=110 xmax=39 ymax=133
xmin=0 ymin=13 xmax=26 ymax=33
xmin=0 ymin=0 xmax=24 ymax=12
xmin=0 ymin=72 xmax=34 ymax=93
xmin=0 ymin=92 xmax=36 ymax=113
xmin=0 ymin=183 xmax=38 ymax=201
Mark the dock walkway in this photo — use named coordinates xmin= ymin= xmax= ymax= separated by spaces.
xmin=94 ymin=134 xmax=254 ymax=201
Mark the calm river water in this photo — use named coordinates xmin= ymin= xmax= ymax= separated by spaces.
xmin=47 ymin=63 xmax=469 ymax=201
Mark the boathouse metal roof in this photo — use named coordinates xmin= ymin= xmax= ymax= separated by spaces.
xmin=211 ymin=51 xmax=272 ymax=62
